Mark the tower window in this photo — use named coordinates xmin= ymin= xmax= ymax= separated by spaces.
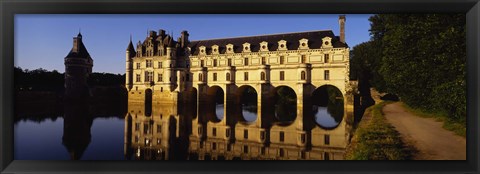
xmin=324 ymin=54 xmax=330 ymax=63
xmin=280 ymin=71 xmax=285 ymax=81
xmin=213 ymin=59 xmax=217 ymax=67
xmin=244 ymin=72 xmax=248 ymax=81
xmin=244 ymin=58 xmax=248 ymax=66
xmin=324 ymin=70 xmax=330 ymax=80
xmin=136 ymin=74 xmax=141 ymax=82
xmin=279 ymin=131 xmax=284 ymax=142
xmin=158 ymin=73 xmax=163 ymax=82
xmin=280 ymin=56 xmax=285 ymax=64
xmin=324 ymin=134 xmax=330 ymax=145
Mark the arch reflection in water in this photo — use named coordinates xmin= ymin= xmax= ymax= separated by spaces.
xmin=125 ymin=100 xmax=348 ymax=160
xmin=311 ymin=85 xmax=344 ymax=129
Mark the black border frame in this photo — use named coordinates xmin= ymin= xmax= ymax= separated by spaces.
xmin=1 ymin=0 xmax=479 ymax=173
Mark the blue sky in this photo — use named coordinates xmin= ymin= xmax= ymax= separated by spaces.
xmin=15 ymin=14 xmax=372 ymax=74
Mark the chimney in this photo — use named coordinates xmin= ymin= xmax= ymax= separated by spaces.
xmin=181 ymin=30 xmax=189 ymax=48
xmin=72 ymin=33 xmax=82 ymax=53
xmin=339 ymin=15 xmax=346 ymax=43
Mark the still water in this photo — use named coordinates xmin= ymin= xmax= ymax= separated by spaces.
xmin=15 ymin=100 xmax=346 ymax=160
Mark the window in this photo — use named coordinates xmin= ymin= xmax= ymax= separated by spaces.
xmin=243 ymin=145 xmax=248 ymax=153
xmin=136 ymin=74 xmax=141 ymax=82
xmin=301 ymin=71 xmax=306 ymax=80
xmin=199 ymin=73 xmax=203 ymax=81
xmin=324 ymin=152 xmax=330 ymax=160
xmin=135 ymin=123 xmax=140 ymax=131
xmin=226 ymin=73 xmax=231 ymax=81
xmin=301 ymin=55 xmax=306 ymax=63
xmin=300 ymin=150 xmax=306 ymax=159
xmin=301 ymin=134 xmax=306 ymax=144
xmin=324 ymin=134 xmax=330 ymax=145
xmin=212 ymin=128 xmax=217 ymax=136
xmin=201 ymin=60 xmax=204 ymax=67
xmin=212 ymin=142 xmax=217 ymax=150
xmin=244 ymin=129 xmax=248 ymax=139
xmin=324 ymin=70 xmax=330 ymax=80
xmin=213 ymin=73 xmax=217 ymax=81
xmin=280 ymin=71 xmax=285 ymax=81
xmin=157 ymin=125 xmax=162 ymax=133
xmin=213 ymin=59 xmax=217 ymax=67
xmin=144 ymin=123 xmax=149 ymax=134
xmin=279 ymin=148 xmax=284 ymax=157
xmin=261 ymin=57 xmax=266 ymax=65
xmin=135 ymin=136 xmax=139 ymax=143
xmin=279 ymin=131 xmax=284 ymax=142
xmin=227 ymin=59 xmax=232 ymax=66
xmin=227 ymin=144 xmax=231 ymax=151
xmin=158 ymin=61 xmax=162 ymax=68
xmin=146 ymin=60 xmax=152 ymax=68
xmin=261 ymin=147 xmax=266 ymax=155
xmin=136 ymin=63 xmax=141 ymax=69
xmin=244 ymin=57 xmax=248 ymax=66
xmin=261 ymin=72 xmax=266 ymax=80
xmin=158 ymin=74 xmax=163 ymax=82
xmin=145 ymin=71 xmax=153 ymax=82
xmin=324 ymin=54 xmax=329 ymax=63
xmin=280 ymin=56 xmax=285 ymax=64
xmin=226 ymin=128 xmax=231 ymax=138
xmin=244 ymin=72 xmax=248 ymax=81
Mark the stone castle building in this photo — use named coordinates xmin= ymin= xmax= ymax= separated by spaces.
xmin=125 ymin=15 xmax=357 ymax=159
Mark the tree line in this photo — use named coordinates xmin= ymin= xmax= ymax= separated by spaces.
xmin=351 ymin=14 xmax=466 ymax=123
xmin=14 ymin=67 xmax=126 ymax=92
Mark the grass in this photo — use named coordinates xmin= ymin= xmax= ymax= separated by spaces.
xmin=346 ymin=102 xmax=413 ymax=160
xmin=400 ymin=102 xmax=466 ymax=137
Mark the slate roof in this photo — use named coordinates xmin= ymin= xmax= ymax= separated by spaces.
xmin=188 ymin=30 xmax=348 ymax=56
xmin=66 ymin=36 xmax=92 ymax=59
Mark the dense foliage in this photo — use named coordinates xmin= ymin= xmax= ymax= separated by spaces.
xmin=14 ymin=67 xmax=126 ymax=91
xmin=351 ymin=14 xmax=466 ymax=123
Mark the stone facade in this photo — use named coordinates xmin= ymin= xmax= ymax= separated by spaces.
xmin=125 ymin=15 xmax=357 ymax=158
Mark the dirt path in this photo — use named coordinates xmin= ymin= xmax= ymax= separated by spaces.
xmin=383 ymin=102 xmax=466 ymax=160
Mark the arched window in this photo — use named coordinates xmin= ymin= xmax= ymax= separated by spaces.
xmin=199 ymin=73 xmax=203 ymax=81
xmin=301 ymin=71 xmax=306 ymax=80
xmin=226 ymin=73 xmax=231 ymax=81
xmin=260 ymin=72 xmax=266 ymax=80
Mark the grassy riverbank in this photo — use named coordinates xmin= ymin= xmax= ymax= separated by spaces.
xmin=346 ymin=102 xmax=412 ymax=160
xmin=400 ymin=103 xmax=466 ymax=137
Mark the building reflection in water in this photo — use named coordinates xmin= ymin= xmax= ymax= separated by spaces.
xmin=62 ymin=99 xmax=93 ymax=160
xmin=124 ymin=99 xmax=348 ymax=160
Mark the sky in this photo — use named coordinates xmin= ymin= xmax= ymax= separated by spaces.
xmin=15 ymin=14 xmax=372 ymax=74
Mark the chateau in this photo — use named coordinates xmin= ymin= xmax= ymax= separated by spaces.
xmin=125 ymin=15 xmax=357 ymax=160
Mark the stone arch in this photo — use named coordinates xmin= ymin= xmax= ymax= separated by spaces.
xmin=236 ymin=85 xmax=258 ymax=123
xmin=309 ymin=84 xmax=344 ymax=130
xmin=265 ymin=85 xmax=297 ymax=126
xmin=205 ymin=85 xmax=225 ymax=123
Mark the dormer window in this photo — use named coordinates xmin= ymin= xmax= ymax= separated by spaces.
xmin=299 ymin=38 xmax=309 ymax=49
xmin=243 ymin=43 xmax=251 ymax=53
xmin=199 ymin=46 xmax=206 ymax=55
xmin=278 ymin=40 xmax=287 ymax=51
xmin=226 ymin=44 xmax=234 ymax=54
xmin=212 ymin=45 xmax=219 ymax=54
xmin=260 ymin=41 xmax=269 ymax=51
xmin=321 ymin=37 xmax=333 ymax=49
